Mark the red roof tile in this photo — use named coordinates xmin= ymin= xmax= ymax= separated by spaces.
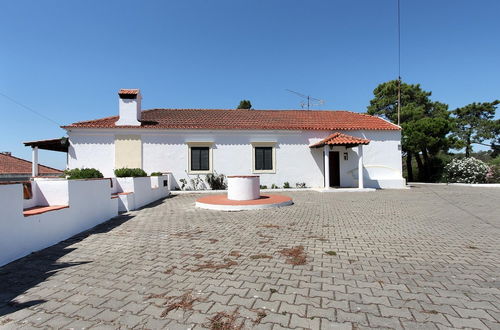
xmin=118 ymin=89 xmax=140 ymax=95
xmin=309 ymin=132 xmax=371 ymax=148
xmin=0 ymin=153 xmax=63 ymax=175
xmin=62 ymin=109 xmax=400 ymax=131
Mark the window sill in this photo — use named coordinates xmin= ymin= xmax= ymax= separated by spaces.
xmin=252 ymin=170 xmax=276 ymax=174
xmin=188 ymin=170 xmax=213 ymax=175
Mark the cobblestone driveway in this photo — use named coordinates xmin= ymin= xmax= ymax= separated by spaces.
xmin=0 ymin=184 xmax=499 ymax=329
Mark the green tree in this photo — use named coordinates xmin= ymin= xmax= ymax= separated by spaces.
xmin=367 ymin=80 xmax=453 ymax=182
xmin=451 ymin=101 xmax=500 ymax=157
xmin=237 ymin=100 xmax=252 ymax=109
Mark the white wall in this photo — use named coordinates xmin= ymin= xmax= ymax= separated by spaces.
xmin=115 ymin=176 xmax=170 ymax=210
xmin=68 ymin=134 xmax=115 ymax=177
xmin=0 ymin=179 xmax=117 ymax=266
xmin=66 ymin=128 xmax=405 ymax=189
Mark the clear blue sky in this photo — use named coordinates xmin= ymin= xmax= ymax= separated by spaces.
xmin=1 ymin=0 xmax=499 ymax=169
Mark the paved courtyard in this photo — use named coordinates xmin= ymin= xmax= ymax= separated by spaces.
xmin=0 ymin=184 xmax=499 ymax=329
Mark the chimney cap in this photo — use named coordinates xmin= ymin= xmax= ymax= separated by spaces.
xmin=118 ymin=89 xmax=140 ymax=99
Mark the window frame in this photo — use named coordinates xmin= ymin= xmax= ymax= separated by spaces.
xmin=187 ymin=142 xmax=213 ymax=174
xmin=251 ymin=142 xmax=276 ymax=174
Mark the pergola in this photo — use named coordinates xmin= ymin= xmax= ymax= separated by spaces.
xmin=24 ymin=138 xmax=69 ymax=177
xmin=309 ymin=132 xmax=370 ymax=189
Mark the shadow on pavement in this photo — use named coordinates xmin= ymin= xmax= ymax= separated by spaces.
xmin=0 ymin=213 xmax=135 ymax=317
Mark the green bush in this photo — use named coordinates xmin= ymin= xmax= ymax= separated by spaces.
xmin=283 ymin=182 xmax=291 ymax=189
xmin=271 ymin=184 xmax=279 ymax=189
xmin=260 ymin=185 xmax=268 ymax=189
xmin=444 ymin=157 xmax=489 ymax=183
xmin=150 ymin=172 xmax=163 ymax=176
xmin=206 ymin=172 xmax=227 ymax=190
xmin=114 ymin=168 xmax=147 ymax=178
xmin=64 ymin=168 xmax=103 ymax=180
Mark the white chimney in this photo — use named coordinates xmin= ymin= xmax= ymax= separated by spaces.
xmin=115 ymin=89 xmax=142 ymax=126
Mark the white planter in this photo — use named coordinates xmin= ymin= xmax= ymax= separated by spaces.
xmin=227 ymin=175 xmax=260 ymax=201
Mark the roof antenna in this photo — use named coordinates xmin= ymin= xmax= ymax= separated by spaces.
xmin=285 ymin=89 xmax=325 ymax=110
xmin=397 ymin=0 xmax=401 ymax=126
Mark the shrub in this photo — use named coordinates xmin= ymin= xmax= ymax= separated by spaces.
xmin=114 ymin=168 xmax=147 ymax=177
xmin=150 ymin=172 xmax=163 ymax=176
xmin=283 ymin=182 xmax=291 ymax=189
xmin=295 ymin=182 xmax=306 ymax=188
xmin=206 ymin=172 xmax=227 ymax=190
xmin=64 ymin=168 xmax=103 ymax=180
xmin=271 ymin=184 xmax=279 ymax=189
xmin=444 ymin=157 xmax=489 ymax=183
xmin=486 ymin=165 xmax=500 ymax=183
xmin=260 ymin=185 xmax=268 ymax=189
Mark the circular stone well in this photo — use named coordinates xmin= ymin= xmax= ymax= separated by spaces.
xmin=195 ymin=175 xmax=293 ymax=211
xmin=227 ymin=175 xmax=260 ymax=201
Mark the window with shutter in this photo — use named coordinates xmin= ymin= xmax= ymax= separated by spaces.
xmin=253 ymin=145 xmax=275 ymax=172
xmin=191 ymin=147 xmax=209 ymax=171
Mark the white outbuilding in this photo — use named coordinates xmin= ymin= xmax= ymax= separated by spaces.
xmin=58 ymin=89 xmax=405 ymax=189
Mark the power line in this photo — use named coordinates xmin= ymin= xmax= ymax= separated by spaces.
xmin=397 ymin=0 xmax=401 ymax=126
xmin=0 ymin=91 xmax=62 ymax=127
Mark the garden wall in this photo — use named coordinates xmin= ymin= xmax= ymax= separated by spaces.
xmin=0 ymin=176 xmax=170 ymax=266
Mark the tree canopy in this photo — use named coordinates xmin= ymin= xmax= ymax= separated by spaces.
xmin=451 ymin=100 xmax=500 ymax=157
xmin=237 ymin=100 xmax=252 ymax=109
xmin=367 ymin=80 xmax=453 ymax=181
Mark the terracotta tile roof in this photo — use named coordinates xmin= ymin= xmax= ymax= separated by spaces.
xmin=309 ymin=132 xmax=371 ymax=148
xmin=62 ymin=109 xmax=400 ymax=131
xmin=0 ymin=153 xmax=63 ymax=175
xmin=118 ymin=89 xmax=140 ymax=95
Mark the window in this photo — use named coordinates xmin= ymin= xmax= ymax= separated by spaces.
xmin=191 ymin=147 xmax=209 ymax=171
xmin=252 ymin=142 xmax=276 ymax=173
xmin=255 ymin=147 xmax=273 ymax=170
xmin=187 ymin=142 xmax=213 ymax=174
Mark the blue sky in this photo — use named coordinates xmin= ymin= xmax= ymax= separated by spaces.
xmin=1 ymin=0 xmax=499 ymax=169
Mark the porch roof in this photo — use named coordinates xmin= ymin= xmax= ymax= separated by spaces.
xmin=309 ymin=132 xmax=370 ymax=148
xmin=24 ymin=138 xmax=69 ymax=152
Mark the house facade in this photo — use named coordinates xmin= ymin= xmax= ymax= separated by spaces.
xmin=62 ymin=89 xmax=405 ymax=189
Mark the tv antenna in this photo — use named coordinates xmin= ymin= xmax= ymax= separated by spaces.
xmin=285 ymin=89 xmax=325 ymax=110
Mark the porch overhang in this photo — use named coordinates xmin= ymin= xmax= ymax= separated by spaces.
xmin=309 ymin=132 xmax=370 ymax=148
xmin=24 ymin=138 xmax=69 ymax=152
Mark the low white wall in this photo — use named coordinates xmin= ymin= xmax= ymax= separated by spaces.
xmin=115 ymin=175 xmax=170 ymax=211
xmin=0 ymin=179 xmax=118 ymax=267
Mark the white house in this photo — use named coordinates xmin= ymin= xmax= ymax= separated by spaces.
xmin=59 ymin=89 xmax=405 ymax=189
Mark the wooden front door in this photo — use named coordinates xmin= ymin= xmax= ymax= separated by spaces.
xmin=329 ymin=151 xmax=340 ymax=187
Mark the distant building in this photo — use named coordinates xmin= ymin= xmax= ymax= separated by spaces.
xmin=0 ymin=152 xmax=63 ymax=182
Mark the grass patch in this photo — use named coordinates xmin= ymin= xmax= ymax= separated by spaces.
xmin=229 ymin=251 xmax=242 ymax=258
xmin=279 ymin=245 xmax=307 ymax=265
xmin=250 ymin=254 xmax=273 ymax=260
xmin=325 ymin=251 xmax=337 ymax=256
xmin=164 ymin=266 xmax=177 ymax=274
xmin=147 ymin=291 xmax=203 ymax=317
xmin=205 ymin=308 xmax=245 ymax=330
xmin=252 ymin=309 xmax=267 ymax=325
xmin=421 ymin=309 xmax=439 ymax=314
xmin=259 ymin=224 xmax=282 ymax=229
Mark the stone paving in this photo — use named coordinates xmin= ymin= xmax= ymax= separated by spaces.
xmin=0 ymin=184 xmax=499 ymax=329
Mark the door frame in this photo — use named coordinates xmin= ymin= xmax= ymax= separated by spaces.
xmin=329 ymin=151 xmax=341 ymax=187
